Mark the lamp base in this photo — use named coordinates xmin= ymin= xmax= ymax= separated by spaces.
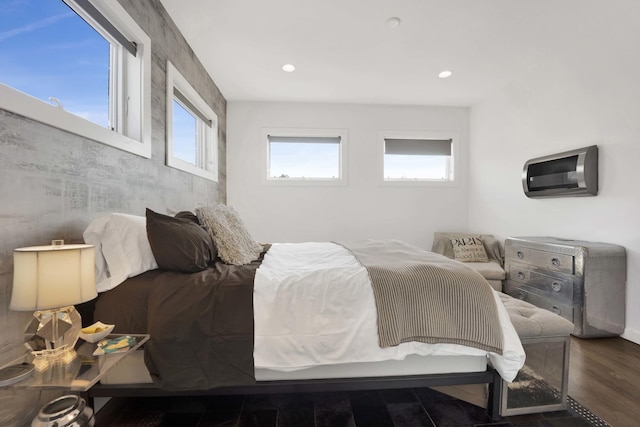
xmin=25 ymin=306 xmax=82 ymax=366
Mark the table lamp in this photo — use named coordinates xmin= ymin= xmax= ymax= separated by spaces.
xmin=10 ymin=240 xmax=97 ymax=364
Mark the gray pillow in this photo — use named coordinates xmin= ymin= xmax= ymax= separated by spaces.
xmin=195 ymin=205 xmax=263 ymax=265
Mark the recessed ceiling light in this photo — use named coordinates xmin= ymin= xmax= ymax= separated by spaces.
xmin=438 ymin=70 xmax=453 ymax=79
xmin=282 ymin=64 xmax=296 ymax=72
xmin=386 ymin=17 xmax=401 ymax=29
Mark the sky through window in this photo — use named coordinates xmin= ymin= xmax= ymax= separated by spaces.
xmin=0 ymin=0 xmax=110 ymax=127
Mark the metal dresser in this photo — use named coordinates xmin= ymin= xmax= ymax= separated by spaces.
xmin=504 ymin=236 xmax=626 ymax=338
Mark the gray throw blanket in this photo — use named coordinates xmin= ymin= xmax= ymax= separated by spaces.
xmin=337 ymin=240 xmax=503 ymax=354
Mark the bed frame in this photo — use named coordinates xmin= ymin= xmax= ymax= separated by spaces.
xmin=83 ymin=368 xmax=504 ymax=421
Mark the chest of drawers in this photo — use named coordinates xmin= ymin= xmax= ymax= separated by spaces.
xmin=504 ymin=236 xmax=626 ymax=337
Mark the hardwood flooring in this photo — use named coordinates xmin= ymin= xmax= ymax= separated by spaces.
xmin=568 ymin=336 xmax=640 ymax=427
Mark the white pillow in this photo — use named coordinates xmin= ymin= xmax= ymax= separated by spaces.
xmin=83 ymin=213 xmax=158 ymax=292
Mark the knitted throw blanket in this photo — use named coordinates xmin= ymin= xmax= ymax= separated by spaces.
xmin=337 ymin=240 xmax=503 ymax=354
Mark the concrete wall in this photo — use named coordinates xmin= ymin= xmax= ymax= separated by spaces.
xmin=468 ymin=1 xmax=640 ymax=343
xmin=227 ymin=101 xmax=470 ymax=250
xmin=0 ymin=1 xmax=225 ymax=424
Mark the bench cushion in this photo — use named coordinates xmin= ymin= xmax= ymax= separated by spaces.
xmin=464 ymin=261 xmax=506 ymax=280
xmin=499 ymin=293 xmax=574 ymax=339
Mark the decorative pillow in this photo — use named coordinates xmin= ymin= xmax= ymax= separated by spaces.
xmin=450 ymin=236 xmax=489 ymax=262
xmin=146 ymin=209 xmax=217 ymax=273
xmin=83 ymin=213 xmax=158 ymax=292
xmin=432 ymin=232 xmax=504 ymax=266
xmin=195 ymin=205 xmax=263 ymax=265
xmin=174 ymin=210 xmax=200 ymax=224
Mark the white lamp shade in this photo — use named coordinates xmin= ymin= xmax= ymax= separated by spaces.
xmin=10 ymin=244 xmax=97 ymax=311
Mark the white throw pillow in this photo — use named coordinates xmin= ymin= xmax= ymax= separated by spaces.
xmin=83 ymin=213 xmax=158 ymax=292
xmin=196 ymin=205 xmax=263 ymax=265
xmin=450 ymin=236 xmax=489 ymax=263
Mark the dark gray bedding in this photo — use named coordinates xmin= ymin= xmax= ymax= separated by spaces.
xmin=94 ymin=248 xmax=269 ymax=390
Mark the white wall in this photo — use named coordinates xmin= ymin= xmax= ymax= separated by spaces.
xmin=227 ymin=102 xmax=470 ymax=251
xmin=468 ymin=23 xmax=640 ymax=342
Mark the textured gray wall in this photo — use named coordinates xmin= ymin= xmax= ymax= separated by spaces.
xmin=0 ymin=1 xmax=225 ymax=423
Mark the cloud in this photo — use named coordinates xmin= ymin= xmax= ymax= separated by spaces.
xmin=0 ymin=12 xmax=74 ymax=43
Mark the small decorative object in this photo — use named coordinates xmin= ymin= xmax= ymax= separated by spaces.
xmin=31 ymin=395 xmax=94 ymax=427
xmin=93 ymin=335 xmax=137 ymax=356
xmin=80 ymin=321 xmax=115 ymax=343
xmin=10 ymin=240 xmax=97 ymax=366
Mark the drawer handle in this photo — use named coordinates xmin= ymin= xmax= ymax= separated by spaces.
xmin=551 ymin=257 xmax=560 ymax=267
xmin=552 ymin=281 xmax=562 ymax=292
xmin=552 ymin=306 xmax=561 ymax=315
xmin=517 ymin=272 xmax=525 ymax=280
xmin=517 ymin=292 xmax=526 ymax=300
xmin=516 ymin=251 xmax=524 ymax=259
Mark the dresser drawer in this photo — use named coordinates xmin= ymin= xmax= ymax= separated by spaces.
xmin=506 ymin=246 xmax=574 ymax=275
xmin=508 ymin=263 xmax=573 ymax=301
xmin=504 ymin=284 xmax=574 ymax=323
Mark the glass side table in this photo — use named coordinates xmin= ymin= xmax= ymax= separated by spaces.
xmin=1 ymin=334 xmax=149 ymax=392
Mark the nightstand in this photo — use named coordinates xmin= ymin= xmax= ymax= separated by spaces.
xmin=1 ymin=334 xmax=149 ymax=392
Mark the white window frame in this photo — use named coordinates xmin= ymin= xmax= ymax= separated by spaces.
xmin=262 ymin=127 xmax=348 ymax=186
xmin=379 ymin=130 xmax=458 ymax=186
xmin=166 ymin=61 xmax=218 ymax=182
xmin=0 ymin=0 xmax=152 ymax=158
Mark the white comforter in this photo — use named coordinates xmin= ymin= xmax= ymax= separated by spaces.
xmin=253 ymin=242 xmax=525 ymax=382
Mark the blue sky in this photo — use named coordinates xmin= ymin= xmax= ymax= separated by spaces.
xmin=0 ymin=0 xmax=110 ymax=127
xmin=269 ymin=142 xmax=340 ymax=178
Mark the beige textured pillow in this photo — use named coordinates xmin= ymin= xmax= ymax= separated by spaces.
xmin=195 ymin=205 xmax=263 ymax=265
xmin=450 ymin=236 xmax=489 ymax=262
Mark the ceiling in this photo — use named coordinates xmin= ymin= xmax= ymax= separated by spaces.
xmin=158 ymin=0 xmax=633 ymax=107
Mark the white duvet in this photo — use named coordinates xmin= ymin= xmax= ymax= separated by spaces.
xmin=253 ymin=242 xmax=525 ymax=382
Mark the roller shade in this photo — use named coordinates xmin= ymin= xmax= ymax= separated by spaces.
xmin=384 ymin=138 xmax=452 ymax=156
xmin=63 ymin=0 xmax=137 ymax=57
xmin=268 ymin=136 xmax=341 ymax=144
xmin=174 ymin=88 xmax=213 ymax=127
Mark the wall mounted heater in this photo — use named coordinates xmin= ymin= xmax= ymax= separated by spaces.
xmin=522 ymin=145 xmax=598 ymax=198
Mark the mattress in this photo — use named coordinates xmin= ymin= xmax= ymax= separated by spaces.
xmin=102 ymin=352 xmax=485 ymax=384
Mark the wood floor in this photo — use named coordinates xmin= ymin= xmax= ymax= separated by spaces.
xmin=568 ymin=336 xmax=640 ymax=427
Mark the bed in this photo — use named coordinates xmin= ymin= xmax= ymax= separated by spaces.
xmin=81 ymin=207 xmax=525 ymax=419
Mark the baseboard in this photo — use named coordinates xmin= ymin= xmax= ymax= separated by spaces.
xmin=622 ymin=328 xmax=640 ymax=345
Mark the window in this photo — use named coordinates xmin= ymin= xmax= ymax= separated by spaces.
xmin=263 ymin=128 xmax=348 ymax=185
xmin=0 ymin=0 xmax=151 ymax=157
xmin=166 ymin=61 xmax=218 ymax=181
xmin=380 ymin=131 xmax=457 ymax=184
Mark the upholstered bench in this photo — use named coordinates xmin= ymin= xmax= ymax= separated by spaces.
xmin=498 ymin=292 xmax=575 ymax=416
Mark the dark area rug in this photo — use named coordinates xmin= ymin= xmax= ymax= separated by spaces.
xmin=95 ymin=386 xmax=610 ymax=427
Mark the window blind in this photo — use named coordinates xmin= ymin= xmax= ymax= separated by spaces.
xmin=174 ymin=88 xmax=213 ymax=127
xmin=384 ymin=138 xmax=452 ymax=156
xmin=63 ymin=0 xmax=137 ymax=56
xmin=268 ymin=136 xmax=341 ymax=144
